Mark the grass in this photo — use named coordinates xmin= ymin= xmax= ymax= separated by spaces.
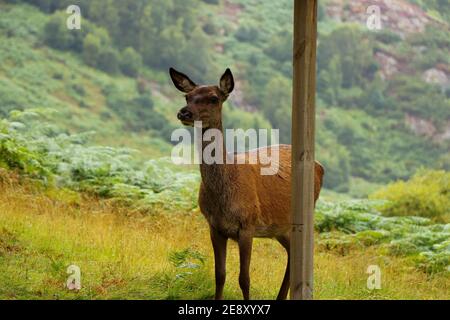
xmin=0 ymin=176 xmax=448 ymax=300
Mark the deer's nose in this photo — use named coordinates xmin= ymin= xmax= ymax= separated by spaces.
xmin=177 ymin=107 xmax=193 ymax=121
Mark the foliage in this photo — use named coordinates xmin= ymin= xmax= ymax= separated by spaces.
xmin=317 ymin=26 xmax=377 ymax=101
xmin=7 ymin=0 xmax=210 ymax=80
xmin=316 ymin=200 xmax=450 ymax=274
xmin=371 ymin=170 xmax=450 ymax=221
xmin=120 ymin=47 xmax=143 ymax=77
xmin=1 ymin=111 xmax=448 ymax=273
xmin=0 ymin=113 xmax=52 ymax=180
xmin=2 ymin=187 xmax=448 ymax=300
xmin=1 ymin=0 xmax=449 ymax=195
xmin=264 ymin=31 xmax=292 ymax=63
xmin=0 ymin=110 xmax=199 ymax=212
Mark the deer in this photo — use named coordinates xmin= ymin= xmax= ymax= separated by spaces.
xmin=169 ymin=67 xmax=324 ymax=300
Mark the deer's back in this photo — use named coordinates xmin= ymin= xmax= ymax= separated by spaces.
xmin=199 ymin=144 xmax=324 ymax=239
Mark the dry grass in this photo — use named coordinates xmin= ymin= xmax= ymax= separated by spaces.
xmin=0 ymin=175 xmax=448 ymax=300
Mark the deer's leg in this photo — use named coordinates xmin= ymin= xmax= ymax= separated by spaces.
xmin=210 ymin=227 xmax=228 ymax=300
xmin=276 ymin=234 xmax=290 ymax=300
xmin=238 ymin=231 xmax=253 ymax=300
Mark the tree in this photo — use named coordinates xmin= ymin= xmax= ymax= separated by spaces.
xmin=318 ymin=26 xmax=374 ymax=89
xmin=260 ymin=76 xmax=292 ymax=143
xmin=97 ymin=48 xmax=120 ymax=74
xmin=82 ymin=33 xmax=101 ymax=67
xmin=264 ymin=31 xmax=292 ymax=63
xmin=43 ymin=14 xmax=72 ymax=50
xmin=120 ymin=47 xmax=143 ymax=77
xmin=316 ymin=130 xmax=351 ymax=192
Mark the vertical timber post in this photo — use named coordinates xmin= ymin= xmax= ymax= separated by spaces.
xmin=290 ymin=0 xmax=318 ymax=300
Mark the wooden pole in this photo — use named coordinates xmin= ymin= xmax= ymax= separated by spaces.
xmin=290 ymin=0 xmax=318 ymax=300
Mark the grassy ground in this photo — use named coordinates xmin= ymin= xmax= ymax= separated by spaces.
xmin=0 ymin=177 xmax=448 ymax=300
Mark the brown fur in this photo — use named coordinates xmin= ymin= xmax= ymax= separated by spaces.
xmin=170 ymin=68 xmax=324 ymax=300
xmin=199 ymin=145 xmax=324 ymax=240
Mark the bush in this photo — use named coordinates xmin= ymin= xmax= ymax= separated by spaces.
xmin=374 ymin=30 xmax=401 ymax=44
xmin=371 ymin=170 xmax=450 ymax=221
xmin=0 ymin=109 xmax=200 ymax=212
xmin=264 ymin=32 xmax=292 ymax=62
xmin=82 ymin=33 xmax=101 ymax=67
xmin=97 ymin=48 xmax=120 ymax=74
xmin=76 ymin=27 xmax=121 ymax=75
xmin=202 ymin=19 xmax=218 ymax=35
xmin=43 ymin=12 xmax=85 ymax=52
xmin=235 ymin=23 xmax=260 ymax=43
xmin=315 ymin=200 xmax=450 ymax=274
xmin=43 ymin=14 xmax=73 ymax=50
xmin=120 ymin=47 xmax=142 ymax=77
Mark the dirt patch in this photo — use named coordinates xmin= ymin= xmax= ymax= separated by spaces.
xmin=221 ymin=0 xmax=244 ymax=24
xmin=0 ymin=227 xmax=22 ymax=255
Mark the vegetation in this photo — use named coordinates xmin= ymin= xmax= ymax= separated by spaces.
xmin=316 ymin=201 xmax=450 ymax=274
xmin=0 ymin=110 xmax=448 ymax=279
xmin=0 ymin=177 xmax=448 ymax=299
xmin=1 ymin=1 xmax=448 ymax=194
xmin=0 ymin=110 xmax=199 ymax=212
xmin=0 ymin=0 xmax=448 ymax=300
xmin=371 ymin=170 xmax=450 ymax=222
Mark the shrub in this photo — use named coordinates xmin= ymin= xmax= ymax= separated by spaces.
xmin=202 ymin=20 xmax=218 ymax=35
xmin=374 ymin=30 xmax=401 ymax=44
xmin=97 ymin=48 xmax=120 ymax=74
xmin=235 ymin=23 xmax=260 ymax=43
xmin=370 ymin=170 xmax=450 ymax=221
xmin=315 ymin=200 xmax=450 ymax=274
xmin=0 ymin=109 xmax=200 ymax=212
xmin=120 ymin=47 xmax=142 ymax=77
xmin=43 ymin=14 xmax=72 ymax=50
xmin=264 ymin=32 xmax=292 ymax=62
xmin=82 ymin=33 xmax=101 ymax=67
xmin=43 ymin=12 xmax=85 ymax=52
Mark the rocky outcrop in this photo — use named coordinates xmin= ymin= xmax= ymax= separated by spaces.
xmin=422 ymin=68 xmax=449 ymax=89
xmin=374 ymin=49 xmax=400 ymax=79
xmin=405 ymin=114 xmax=450 ymax=143
xmin=326 ymin=0 xmax=443 ymax=37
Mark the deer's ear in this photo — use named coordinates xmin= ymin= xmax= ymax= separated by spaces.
xmin=169 ymin=68 xmax=197 ymax=93
xmin=219 ymin=68 xmax=234 ymax=97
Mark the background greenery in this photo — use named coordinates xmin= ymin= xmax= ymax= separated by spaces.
xmin=0 ymin=0 xmax=448 ymax=299
xmin=1 ymin=0 xmax=449 ymax=195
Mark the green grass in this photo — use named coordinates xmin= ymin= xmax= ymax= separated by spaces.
xmin=0 ymin=177 xmax=448 ymax=300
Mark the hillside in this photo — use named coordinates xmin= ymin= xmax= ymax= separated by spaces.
xmin=0 ymin=0 xmax=449 ymax=197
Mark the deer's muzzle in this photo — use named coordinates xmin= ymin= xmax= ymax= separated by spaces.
xmin=177 ymin=106 xmax=193 ymax=122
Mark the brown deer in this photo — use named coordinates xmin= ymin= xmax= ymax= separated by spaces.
xmin=169 ymin=67 xmax=324 ymax=300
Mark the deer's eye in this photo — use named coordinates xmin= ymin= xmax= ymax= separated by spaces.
xmin=209 ymin=96 xmax=219 ymax=104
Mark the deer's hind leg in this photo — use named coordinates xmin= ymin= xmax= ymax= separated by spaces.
xmin=276 ymin=234 xmax=290 ymax=300
xmin=210 ymin=227 xmax=228 ymax=300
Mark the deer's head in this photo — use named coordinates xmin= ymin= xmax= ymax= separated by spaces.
xmin=169 ymin=68 xmax=234 ymax=129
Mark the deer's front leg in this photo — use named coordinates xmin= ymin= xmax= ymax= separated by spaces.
xmin=210 ymin=227 xmax=228 ymax=300
xmin=238 ymin=231 xmax=253 ymax=300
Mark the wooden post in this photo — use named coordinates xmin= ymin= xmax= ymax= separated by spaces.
xmin=290 ymin=0 xmax=318 ymax=300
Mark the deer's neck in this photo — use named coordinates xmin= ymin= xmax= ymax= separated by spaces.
xmin=198 ymin=124 xmax=233 ymax=193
